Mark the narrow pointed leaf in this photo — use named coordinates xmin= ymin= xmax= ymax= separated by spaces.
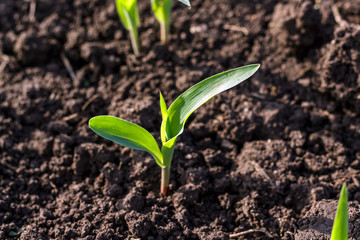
xmin=160 ymin=92 xmax=168 ymax=143
xmin=164 ymin=64 xmax=260 ymax=140
xmin=160 ymin=120 xmax=167 ymax=144
xmin=178 ymin=0 xmax=191 ymax=7
xmin=160 ymin=91 xmax=168 ymax=120
xmin=89 ymin=116 xmax=164 ymax=167
xmin=331 ymin=184 xmax=348 ymax=240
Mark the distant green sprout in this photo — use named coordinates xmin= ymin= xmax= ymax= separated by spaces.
xmin=115 ymin=0 xmax=140 ymax=54
xmin=8 ymin=228 xmax=25 ymax=237
xmin=331 ymin=184 xmax=348 ymax=240
xmin=89 ymin=64 xmax=260 ymax=195
xmin=178 ymin=0 xmax=191 ymax=6
xmin=152 ymin=0 xmax=191 ymax=44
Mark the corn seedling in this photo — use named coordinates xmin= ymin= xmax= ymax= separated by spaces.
xmin=331 ymin=184 xmax=348 ymax=240
xmin=89 ymin=64 xmax=260 ymax=195
xmin=115 ymin=0 xmax=140 ymax=54
xmin=151 ymin=0 xmax=191 ymax=43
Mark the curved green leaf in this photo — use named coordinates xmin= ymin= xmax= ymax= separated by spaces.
xmin=331 ymin=184 xmax=348 ymax=240
xmin=164 ymin=64 xmax=260 ymax=140
xmin=89 ymin=116 xmax=164 ymax=167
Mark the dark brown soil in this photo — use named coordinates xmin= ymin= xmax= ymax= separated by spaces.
xmin=295 ymin=199 xmax=360 ymax=239
xmin=0 ymin=0 xmax=359 ymax=239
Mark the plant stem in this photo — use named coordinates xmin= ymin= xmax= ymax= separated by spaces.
xmin=129 ymin=29 xmax=140 ymax=54
xmin=161 ymin=165 xmax=170 ymax=196
xmin=160 ymin=22 xmax=169 ymax=44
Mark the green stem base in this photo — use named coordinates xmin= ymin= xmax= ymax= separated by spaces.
xmin=160 ymin=22 xmax=169 ymax=44
xmin=161 ymin=166 xmax=170 ymax=196
xmin=129 ymin=29 xmax=140 ymax=54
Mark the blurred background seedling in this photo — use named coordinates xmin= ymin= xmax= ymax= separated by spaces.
xmin=152 ymin=0 xmax=191 ymax=43
xmin=115 ymin=0 xmax=140 ymax=54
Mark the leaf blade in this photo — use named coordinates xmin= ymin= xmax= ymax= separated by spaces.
xmin=165 ymin=64 xmax=260 ymax=140
xmin=178 ymin=0 xmax=191 ymax=7
xmin=161 ymin=136 xmax=177 ymax=166
xmin=151 ymin=0 xmax=166 ymax=23
xmin=331 ymin=184 xmax=348 ymax=240
xmin=89 ymin=116 xmax=164 ymax=167
xmin=160 ymin=92 xmax=168 ymax=143
xmin=115 ymin=0 xmax=139 ymax=30
xmin=160 ymin=91 xmax=168 ymax=120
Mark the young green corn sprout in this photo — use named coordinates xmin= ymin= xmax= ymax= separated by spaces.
xmin=89 ymin=64 xmax=260 ymax=195
xmin=115 ymin=0 xmax=140 ymax=54
xmin=151 ymin=0 xmax=191 ymax=44
xmin=331 ymin=184 xmax=348 ymax=240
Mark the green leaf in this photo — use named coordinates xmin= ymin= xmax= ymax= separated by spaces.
xmin=159 ymin=91 xmax=168 ymax=144
xmin=164 ymin=64 xmax=260 ymax=140
xmin=178 ymin=0 xmax=190 ymax=7
xmin=331 ymin=184 xmax=348 ymax=240
xmin=8 ymin=232 xmax=19 ymax=237
xmin=8 ymin=228 xmax=25 ymax=237
xmin=160 ymin=91 xmax=168 ymax=121
xmin=161 ymin=136 xmax=176 ymax=166
xmin=115 ymin=0 xmax=139 ymax=30
xmin=151 ymin=0 xmax=172 ymax=24
xmin=89 ymin=116 xmax=165 ymax=167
